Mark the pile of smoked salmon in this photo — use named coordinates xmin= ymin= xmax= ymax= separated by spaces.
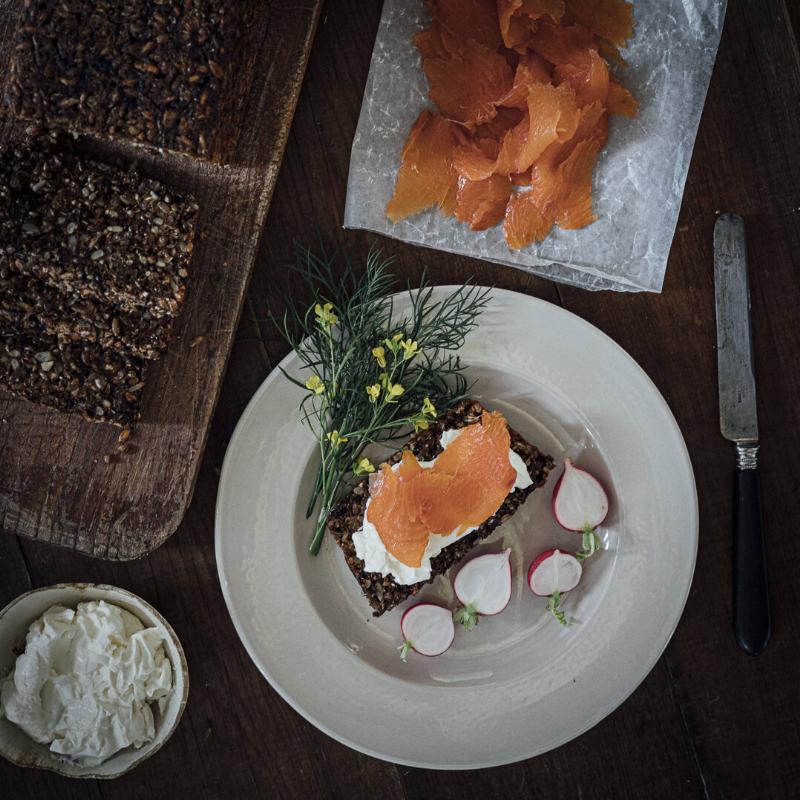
xmin=368 ymin=411 xmax=517 ymax=569
xmin=386 ymin=0 xmax=637 ymax=250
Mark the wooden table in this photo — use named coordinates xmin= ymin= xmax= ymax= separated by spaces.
xmin=2 ymin=0 xmax=799 ymax=797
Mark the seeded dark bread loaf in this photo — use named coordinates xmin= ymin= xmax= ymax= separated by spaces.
xmin=6 ymin=0 xmax=231 ymax=160
xmin=328 ymin=399 xmax=554 ymax=616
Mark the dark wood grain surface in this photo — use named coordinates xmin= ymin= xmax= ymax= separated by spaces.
xmin=2 ymin=0 xmax=799 ymax=797
xmin=0 ymin=0 xmax=322 ymax=558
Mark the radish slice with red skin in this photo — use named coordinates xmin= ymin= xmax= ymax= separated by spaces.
xmin=399 ymin=603 xmax=455 ymax=661
xmin=527 ymin=549 xmax=583 ymax=626
xmin=527 ymin=548 xmax=582 ymax=596
xmin=552 ymin=459 xmax=608 ymax=530
xmin=552 ymin=458 xmax=608 ymax=560
xmin=452 ymin=548 xmax=512 ymax=630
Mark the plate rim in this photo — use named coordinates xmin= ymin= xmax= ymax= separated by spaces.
xmin=215 ymin=287 xmax=698 ymax=769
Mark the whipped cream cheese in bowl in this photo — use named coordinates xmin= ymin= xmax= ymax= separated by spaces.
xmin=0 ymin=583 xmax=188 ymax=779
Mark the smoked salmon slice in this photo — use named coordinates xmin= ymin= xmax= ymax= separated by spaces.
xmin=564 ymin=0 xmax=633 ymax=66
xmin=607 ymin=78 xmax=639 ymax=116
xmin=554 ymin=48 xmax=609 ymax=106
xmin=423 ymin=39 xmax=513 ymax=127
xmin=495 ymin=82 xmax=579 ymax=174
xmin=475 ymin=106 xmax=526 ymax=139
xmin=388 ymin=0 xmax=636 ymax=247
xmin=570 ymin=100 xmax=609 ymax=149
xmin=497 ymin=0 xmax=566 ymax=50
xmin=367 ymin=412 xmax=518 ymax=567
xmin=499 ymin=54 xmax=553 ymax=109
xmin=429 ymin=0 xmax=503 ymax=52
xmin=407 ymin=470 xmax=464 ymax=535
xmin=597 ymin=39 xmax=628 ymax=68
xmin=414 ymin=27 xmax=449 ymax=60
xmin=455 ymin=174 xmax=513 ymax=230
xmin=504 ymin=132 xmax=602 ymax=248
xmin=455 ymin=82 xmax=579 ymax=179
xmin=368 ymin=462 xmax=432 ymax=568
xmin=386 ymin=110 xmax=458 ymax=223
xmin=527 ymin=19 xmax=596 ymax=66
xmin=554 ymin=136 xmax=602 ymax=228
xmin=398 ymin=449 xmax=424 ymax=480
xmin=565 ymin=0 xmax=634 ymax=48
xmin=432 ymin=411 xmax=513 ymax=479
xmin=426 ymin=411 xmax=516 ymax=533
xmin=453 ymin=137 xmax=499 ymax=182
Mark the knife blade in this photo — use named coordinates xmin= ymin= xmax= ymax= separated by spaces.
xmin=715 ymin=214 xmax=758 ymax=443
xmin=713 ymin=214 xmax=770 ymax=656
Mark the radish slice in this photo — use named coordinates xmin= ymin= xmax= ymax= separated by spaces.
xmin=399 ymin=603 xmax=455 ymax=661
xmin=452 ymin=548 xmax=512 ymax=630
xmin=552 ymin=458 xmax=608 ymax=560
xmin=527 ymin=549 xmax=582 ymax=596
xmin=527 ymin=549 xmax=582 ymax=625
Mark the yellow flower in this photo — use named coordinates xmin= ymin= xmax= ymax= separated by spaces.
xmin=422 ymin=397 xmax=436 ymax=417
xmin=413 ymin=417 xmax=430 ymax=432
xmin=326 ymin=430 xmax=348 ymax=447
xmin=378 ymin=371 xmax=390 ymax=388
xmin=314 ymin=302 xmax=338 ymax=329
xmin=386 ymin=382 xmax=405 ymax=402
xmin=371 ymin=345 xmax=387 ymax=368
xmin=305 ymin=375 xmax=325 ymax=395
xmin=384 ymin=332 xmax=404 ymax=353
xmin=399 ymin=338 xmax=419 ymax=360
xmin=366 ymin=383 xmax=381 ymax=403
xmin=353 ymin=457 xmax=375 ymax=476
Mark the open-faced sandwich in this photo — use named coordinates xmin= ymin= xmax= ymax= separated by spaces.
xmin=328 ymin=399 xmax=554 ymax=615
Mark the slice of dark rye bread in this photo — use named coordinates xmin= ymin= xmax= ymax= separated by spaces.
xmin=1 ymin=270 xmax=174 ymax=361
xmin=328 ymin=399 xmax=555 ymax=616
xmin=0 ymin=328 xmax=147 ymax=425
xmin=0 ymin=142 xmax=198 ymax=319
xmin=6 ymin=0 xmax=231 ymax=160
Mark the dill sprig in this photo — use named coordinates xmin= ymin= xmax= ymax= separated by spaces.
xmin=278 ymin=245 xmax=491 ymax=555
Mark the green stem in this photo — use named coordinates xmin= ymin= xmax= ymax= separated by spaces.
xmin=308 ymin=513 xmax=328 ymax=556
xmin=575 ymin=525 xmax=602 ymax=561
xmin=547 ymin=591 xmax=568 ymax=625
xmin=453 ymin=604 xmax=479 ymax=631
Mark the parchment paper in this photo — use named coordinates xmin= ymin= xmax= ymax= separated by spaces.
xmin=344 ymin=0 xmax=727 ymax=292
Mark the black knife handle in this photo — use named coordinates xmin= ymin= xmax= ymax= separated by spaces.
xmin=733 ymin=446 xmax=770 ymax=656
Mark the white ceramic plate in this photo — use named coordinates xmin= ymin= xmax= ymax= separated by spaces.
xmin=215 ymin=288 xmax=697 ymax=769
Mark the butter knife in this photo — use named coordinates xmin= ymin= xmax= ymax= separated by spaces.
xmin=714 ymin=214 xmax=770 ymax=656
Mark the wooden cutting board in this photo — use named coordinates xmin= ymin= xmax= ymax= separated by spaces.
xmin=0 ymin=0 xmax=323 ymax=559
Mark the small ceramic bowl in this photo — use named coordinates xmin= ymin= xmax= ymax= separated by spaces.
xmin=0 ymin=583 xmax=189 ymax=779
